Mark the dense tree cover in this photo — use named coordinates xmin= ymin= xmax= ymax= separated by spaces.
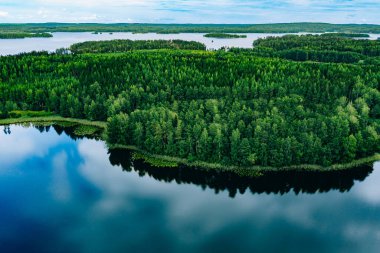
xmin=321 ymin=33 xmax=370 ymax=38
xmin=1 ymin=23 xmax=380 ymax=34
xmin=0 ymin=47 xmax=379 ymax=168
xmin=70 ymin=40 xmax=206 ymax=53
xmin=204 ymin=33 xmax=247 ymax=38
xmin=0 ymin=32 xmax=52 ymax=39
xmin=254 ymin=35 xmax=380 ymax=56
xmin=251 ymin=34 xmax=380 ymax=63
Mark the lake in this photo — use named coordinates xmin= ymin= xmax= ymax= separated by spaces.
xmin=0 ymin=32 xmax=285 ymax=55
xmin=1 ymin=32 xmax=380 ymax=55
xmin=0 ymin=124 xmax=379 ymax=253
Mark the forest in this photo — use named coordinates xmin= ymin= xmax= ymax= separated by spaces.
xmin=0 ymin=37 xmax=379 ymax=168
xmin=1 ymin=23 xmax=380 ymax=34
xmin=204 ymin=33 xmax=247 ymax=38
xmin=0 ymin=32 xmax=52 ymax=39
xmin=237 ymin=34 xmax=380 ymax=63
xmin=70 ymin=40 xmax=206 ymax=53
xmin=321 ymin=33 xmax=370 ymax=38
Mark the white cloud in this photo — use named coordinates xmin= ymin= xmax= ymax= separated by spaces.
xmin=0 ymin=10 xmax=9 ymax=17
xmin=0 ymin=0 xmax=380 ymax=23
xmin=50 ymin=151 xmax=72 ymax=202
xmin=354 ymin=162 xmax=380 ymax=204
xmin=0 ymin=125 xmax=63 ymax=168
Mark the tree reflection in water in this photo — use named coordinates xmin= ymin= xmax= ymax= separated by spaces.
xmin=28 ymin=124 xmax=374 ymax=198
xmin=108 ymin=148 xmax=373 ymax=198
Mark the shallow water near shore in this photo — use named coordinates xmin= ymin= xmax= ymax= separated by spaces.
xmin=0 ymin=124 xmax=379 ymax=253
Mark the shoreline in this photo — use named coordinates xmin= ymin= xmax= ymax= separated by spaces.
xmin=0 ymin=116 xmax=106 ymax=128
xmin=110 ymin=143 xmax=380 ymax=177
xmin=1 ymin=116 xmax=379 ymax=177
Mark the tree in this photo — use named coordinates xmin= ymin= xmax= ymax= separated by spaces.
xmin=230 ymin=129 xmax=241 ymax=164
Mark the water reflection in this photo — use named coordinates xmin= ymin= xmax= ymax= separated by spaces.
xmin=2 ymin=124 xmax=375 ymax=197
xmin=109 ymin=148 xmax=374 ymax=197
xmin=1 ymin=124 xmax=380 ymax=253
xmin=1 ymin=32 xmax=379 ymax=56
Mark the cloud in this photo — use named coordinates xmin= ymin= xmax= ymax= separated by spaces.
xmin=0 ymin=125 xmax=64 ymax=168
xmin=0 ymin=0 xmax=379 ymax=23
xmin=353 ymin=162 xmax=380 ymax=204
xmin=0 ymin=10 xmax=9 ymax=17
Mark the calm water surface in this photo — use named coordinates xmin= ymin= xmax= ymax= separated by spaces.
xmin=0 ymin=32 xmax=283 ymax=55
xmin=0 ymin=125 xmax=379 ymax=253
xmin=2 ymin=32 xmax=379 ymax=55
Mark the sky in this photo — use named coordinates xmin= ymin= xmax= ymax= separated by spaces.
xmin=0 ymin=0 xmax=379 ymax=24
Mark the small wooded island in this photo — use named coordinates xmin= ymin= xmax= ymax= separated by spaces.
xmin=204 ymin=33 xmax=247 ymax=38
xmin=0 ymin=32 xmax=52 ymax=39
xmin=321 ymin=33 xmax=370 ymax=38
xmin=0 ymin=34 xmax=379 ymax=173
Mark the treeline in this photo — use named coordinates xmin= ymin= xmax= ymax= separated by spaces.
xmin=109 ymin=148 xmax=374 ymax=196
xmin=2 ymin=23 xmax=380 ymax=34
xmin=250 ymin=34 xmax=380 ymax=63
xmin=204 ymin=33 xmax=247 ymax=39
xmin=70 ymin=40 xmax=206 ymax=53
xmin=0 ymin=49 xmax=379 ymax=167
xmin=321 ymin=33 xmax=370 ymax=38
xmin=0 ymin=32 xmax=52 ymax=39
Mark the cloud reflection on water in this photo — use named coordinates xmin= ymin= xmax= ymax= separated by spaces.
xmin=0 ymin=125 xmax=380 ymax=253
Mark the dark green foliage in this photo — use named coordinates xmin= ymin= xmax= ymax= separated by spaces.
xmin=321 ymin=33 xmax=370 ymax=38
xmin=73 ymin=125 xmax=101 ymax=136
xmin=204 ymin=33 xmax=247 ymax=38
xmin=252 ymin=34 xmax=380 ymax=63
xmin=0 ymin=42 xmax=379 ymax=168
xmin=70 ymin=39 xmax=206 ymax=53
xmin=1 ymin=22 xmax=380 ymax=33
xmin=0 ymin=32 xmax=52 ymax=39
xmin=8 ymin=110 xmax=54 ymax=118
xmin=254 ymin=34 xmax=380 ymax=56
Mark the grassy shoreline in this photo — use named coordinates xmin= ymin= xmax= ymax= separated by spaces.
xmin=1 ymin=115 xmax=378 ymax=177
xmin=109 ymin=143 xmax=380 ymax=177
xmin=0 ymin=115 xmax=106 ymax=128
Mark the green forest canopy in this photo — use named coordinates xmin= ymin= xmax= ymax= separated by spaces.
xmin=2 ymin=23 xmax=380 ymax=33
xmin=204 ymin=33 xmax=247 ymax=38
xmin=234 ymin=34 xmax=380 ymax=64
xmin=321 ymin=33 xmax=370 ymax=38
xmin=0 ymin=32 xmax=52 ymax=39
xmin=70 ymin=40 xmax=206 ymax=53
xmin=0 ymin=37 xmax=379 ymax=168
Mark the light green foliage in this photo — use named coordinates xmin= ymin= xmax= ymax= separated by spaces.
xmin=0 ymin=37 xmax=379 ymax=168
xmin=70 ymin=39 xmax=206 ymax=53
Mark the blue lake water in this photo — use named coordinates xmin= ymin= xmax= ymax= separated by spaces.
xmin=0 ymin=124 xmax=379 ymax=253
xmin=1 ymin=32 xmax=379 ymax=55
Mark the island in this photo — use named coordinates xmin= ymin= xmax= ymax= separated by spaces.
xmin=321 ymin=33 xmax=370 ymax=38
xmin=0 ymin=32 xmax=53 ymax=39
xmin=0 ymin=36 xmax=379 ymax=174
xmin=204 ymin=33 xmax=247 ymax=38
xmin=70 ymin=39 xmax=206 ymax=53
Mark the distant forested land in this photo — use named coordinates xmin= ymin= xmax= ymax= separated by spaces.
xmin=1 ymin=23 xmax=380 ymax=34
xmin=0 ymin=32 xmax=52 ymax=39
xmin=321 ymin=33 xmax=370 ymax=38
xmin=233 ymin=34 xmax=380 ymax=64
xmin=70 ymin=40 xmax=206 ymax=53
xmin=204 ymin=33 xmax=247 ymax=38
xmin=0 ymin=37 xmax=379 ymax=168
